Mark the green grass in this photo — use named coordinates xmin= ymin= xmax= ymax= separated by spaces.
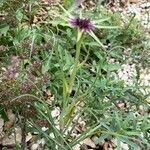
xmin=0 ymin=0 xmax=150 ymax=149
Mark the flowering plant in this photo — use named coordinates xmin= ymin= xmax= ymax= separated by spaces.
xmin=44 ymin=4 xmax=120 ymax=130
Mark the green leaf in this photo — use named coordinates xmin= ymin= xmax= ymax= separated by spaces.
xmin=116 ymin=137 xmax=121 ymax=150
xmin=47 ymin=20 xmax=69 ymax=27
xmin=120 ymin=137 xmax=139 ymax=149
xmin=95 ymin=25 xmax=120 ymax=29
xmin=63 ymin=0 xmax=73 ymax=8
xmin=89 ymin=31 xmax=105 ymax=49
xmin=16 ymin=9 xmax=23 ymax=22
xmin=103 ymin=63 xmax=121 ymax=72
xmin=58 ymin=3 xmax=72 ymax=17
xmin=0 ymin=24 xmax=9 ymax=36
xmin=140 ymin=115 xmax=150 ymax=131
xmin=125 ymin=131 xmax=140 ymax=136
xmin=95 ymin=134 xmax=109 ymax=145
xmin=14 ymin=27 xmax=31 ymax=45
xmin=0 ymin=0 xmax=4 ymax=7
xmin=42 ymin=51 xmax=53 ymax=74
xmin=93 ymin=17 xmax=111 ymax=24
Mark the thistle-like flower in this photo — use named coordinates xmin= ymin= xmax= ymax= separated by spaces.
xmin=69 ymin=17 xmax=95 ymax=32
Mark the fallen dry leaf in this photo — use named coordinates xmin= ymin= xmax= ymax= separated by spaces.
xmin=44 ymin=89 xmax=54 ymax=105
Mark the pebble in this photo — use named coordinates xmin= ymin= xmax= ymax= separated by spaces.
xmin=41 ymin=127 xmax=48 ymax=131
xmin=73 ymin=144 xmax=80 ymax=150
xmin=2 ymin=127 xmax=22 ymax=146
xmin=117 ymin=63 xmax=136 ymax=85
xmin=51 ymin=107 xmax=60 ymax=118
xmin=31 ymin=143 xmax=39 ymax=150
xmin=120 ymin=142 xmax=129 ymax=150
xmin=37 ymin=138 xmax=46 ymax=146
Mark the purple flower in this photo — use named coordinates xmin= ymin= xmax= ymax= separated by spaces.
xmin=69 ymin=17 xmax=95 ymax=32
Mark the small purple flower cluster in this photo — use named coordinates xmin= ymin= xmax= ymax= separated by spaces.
xmin=69 ymin=17 xmax=95 ymax=32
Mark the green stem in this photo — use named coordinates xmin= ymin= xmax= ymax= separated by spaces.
xmin=59 ymin=31 xmax=83 ymax=134
xmin=69 ymin=31 xmax=83 ymax=94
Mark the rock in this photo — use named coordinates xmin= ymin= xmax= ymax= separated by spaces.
xmin=51 ymin=107 xmax=60 ymax=118
xmin=37 ymin=138 xmax=45 ymax=146
xmin=31 ymin=143 xmax=39 ymax=150
xmin=2 ymin=127 xmax=22 ymax=146
xmin=120 ymin=142 xmax=129 ymax=150
xmin=26 ymin=132 xmax=32 ymax=142
xmin=146 ymin=97 xmax=150 ymax=104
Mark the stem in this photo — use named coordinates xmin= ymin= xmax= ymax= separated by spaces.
xmin=69 ymin=31 xmax=83 ymax=94
xmin=21 ymin=114 xmax=27 ymax=150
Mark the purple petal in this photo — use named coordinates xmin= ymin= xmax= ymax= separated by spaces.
xmin=69 ymin=17 xmax=95 ymax=32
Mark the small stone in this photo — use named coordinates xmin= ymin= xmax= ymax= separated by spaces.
xmin=139 ymin=105 xmax=145 ymax=114
xmin=146 ymin=97 xmax=150 ymax=104
xmin=31 ymin=143 xmax=39 ymax=150
xmin=82 ymin=138 xmax=96 ymax=148
xmin=120 ymin=142 xmax=129 ymax=150
xmin=37 ymin=138 xmax=45 ymax=146
xmin=41 ymin=127 xmax=48 ymax=131
xmin=49 ymin=133 xmax=55 ymax=138
xmin=26 ymin=132 xmax=32 ymax=142
xmin=2 ymin=127 xmax=22 ymax=146
xmin=51 ymin=107 xmax=60 ymax=118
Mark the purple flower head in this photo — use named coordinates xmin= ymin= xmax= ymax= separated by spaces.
xmin=69 ymin=17 xmax=95 ymax=32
